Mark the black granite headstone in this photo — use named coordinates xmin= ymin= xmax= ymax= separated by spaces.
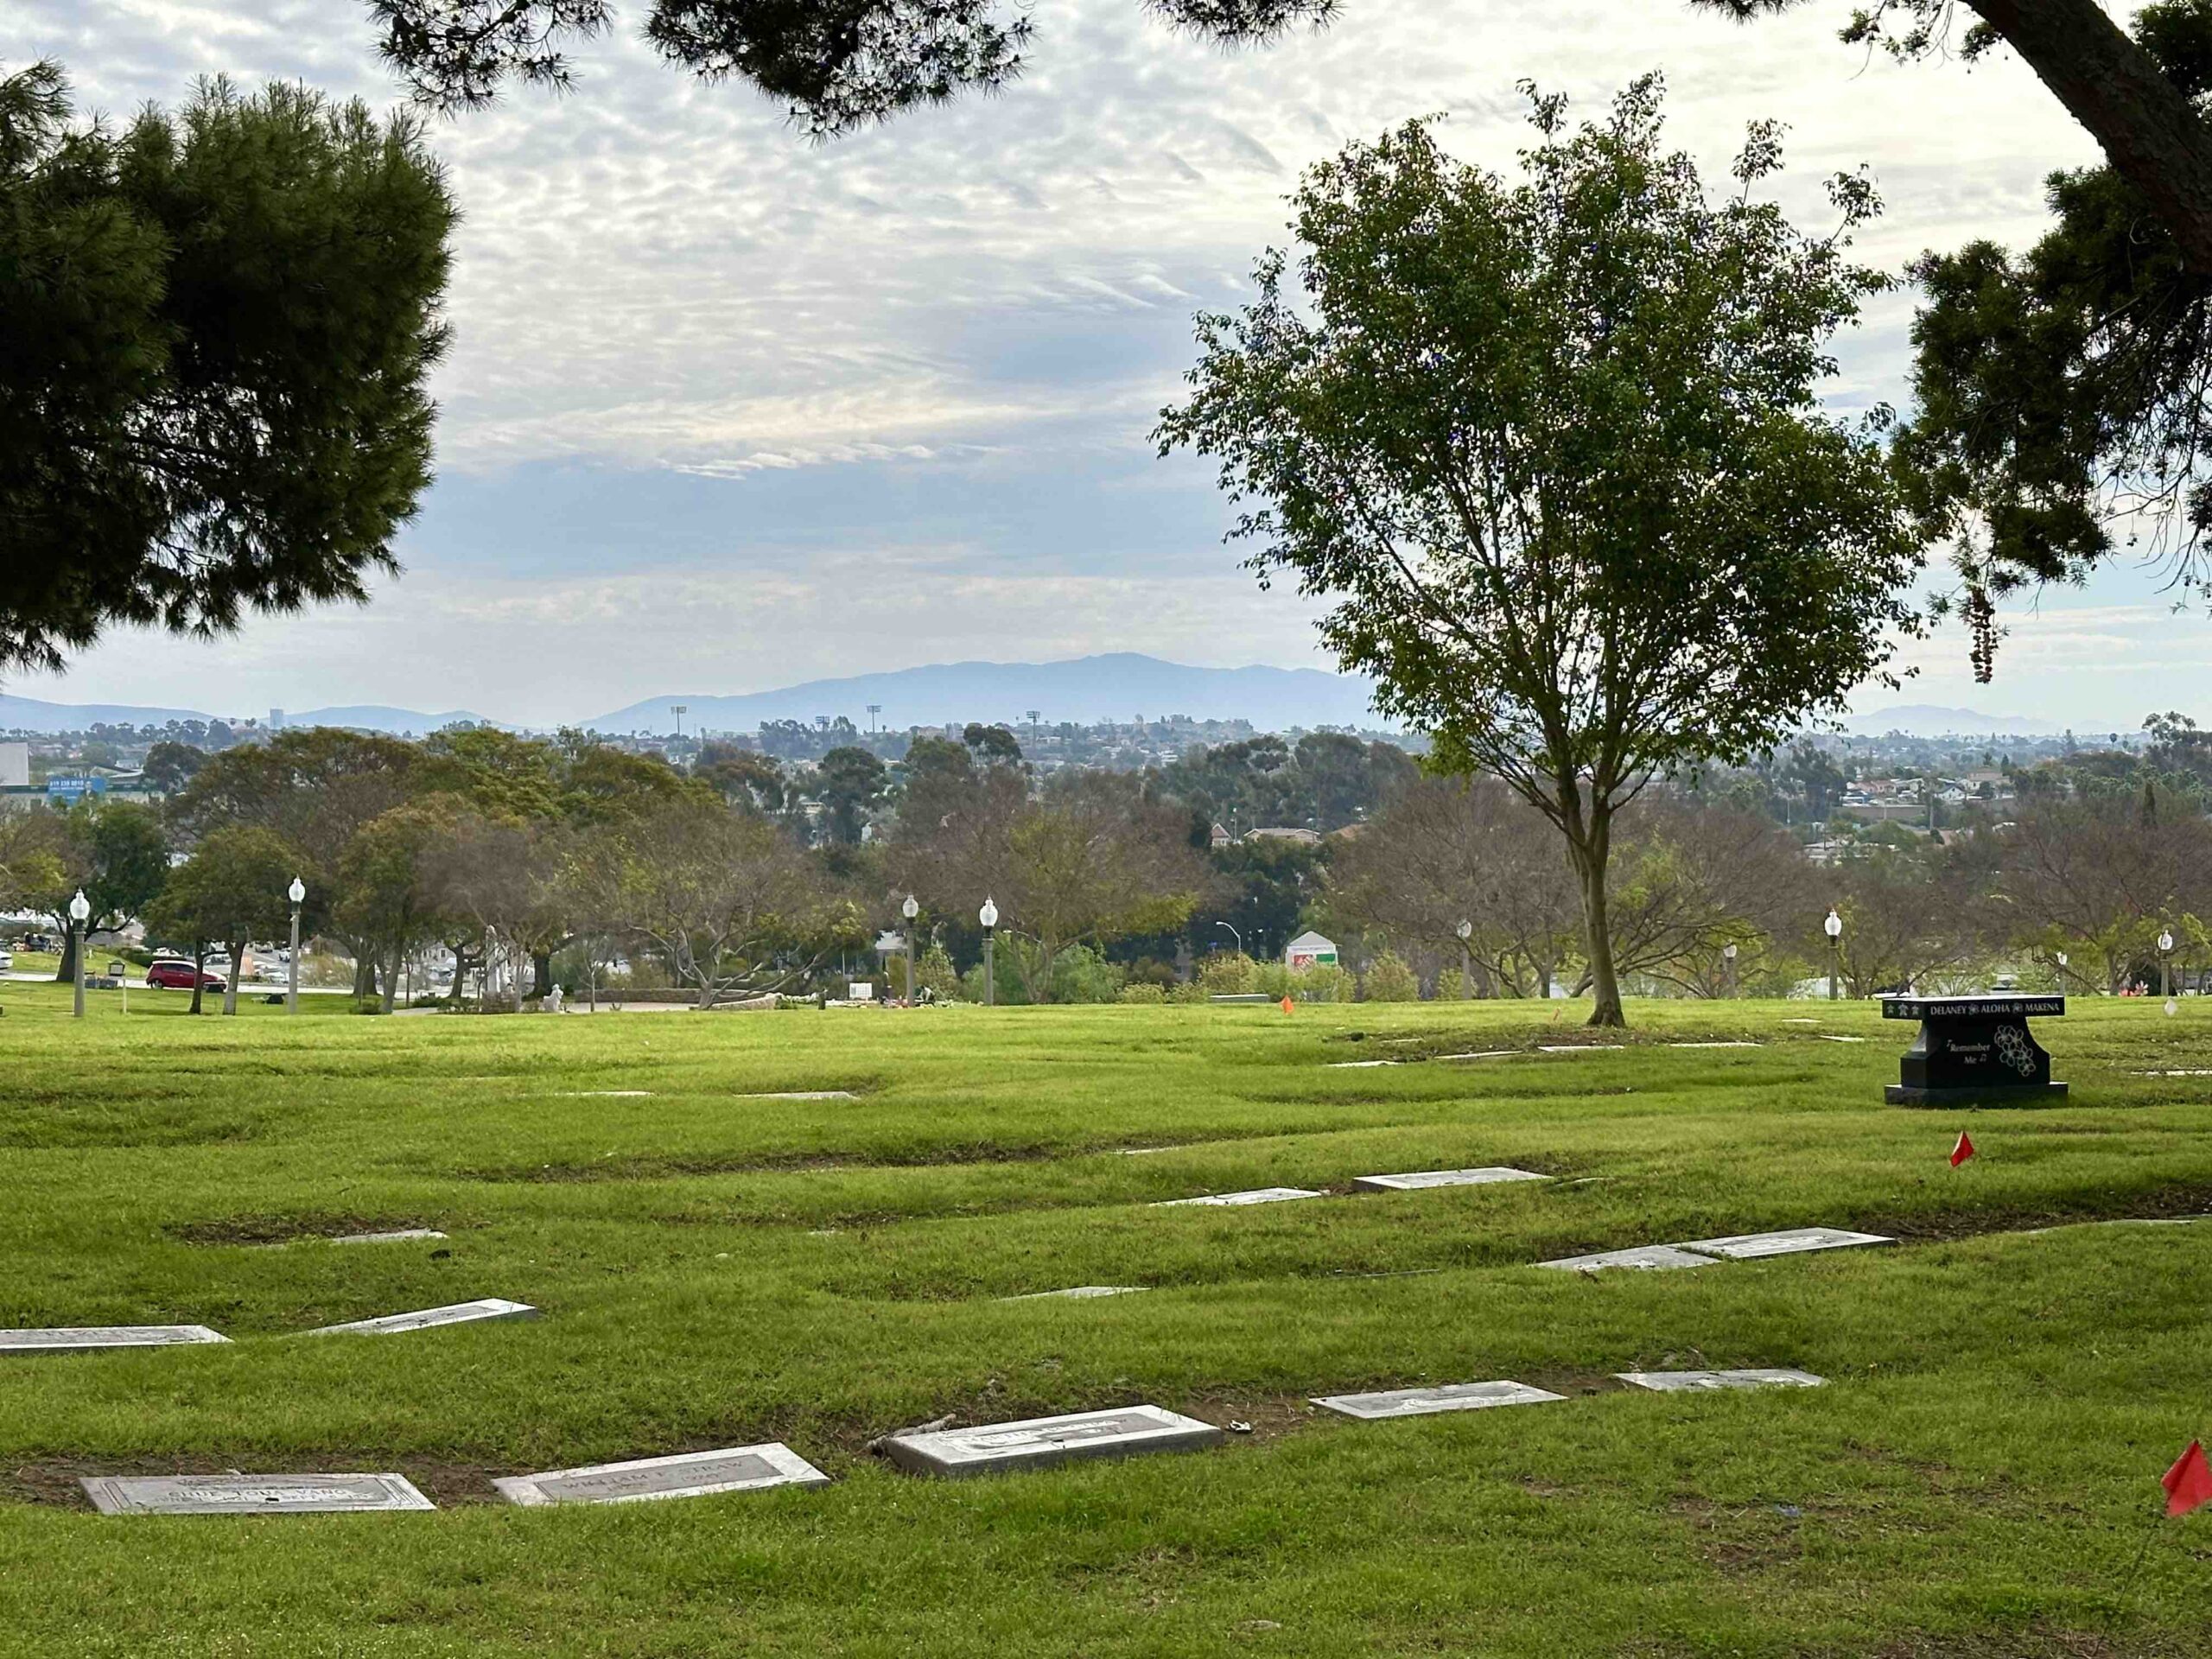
xmin=1880 ymin=994 xmax=2067 ymax=1104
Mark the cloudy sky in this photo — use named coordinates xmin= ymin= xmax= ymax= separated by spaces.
xmin=6 ymin=0 xmax=2190 ymax=727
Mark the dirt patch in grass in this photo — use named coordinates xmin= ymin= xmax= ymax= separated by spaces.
xmin=166 ymin=1213 xmax=450 ymax=1247
xmin=1862 ymin=1182 xmax=2212 ymax=1243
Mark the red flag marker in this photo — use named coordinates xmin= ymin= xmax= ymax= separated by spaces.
xmin=1949 ymin=1131 xmax=1975 ymax=1168
xmin=1280 ymin=995 xmax=1294 ymax=1014
xmin=2164 ymin=1440 xmax=2212 ymax=1518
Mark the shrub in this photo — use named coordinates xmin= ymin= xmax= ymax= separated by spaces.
xmin=1117 ymin=982 xmax=1166 ymax=1005
xmin=1198 ymin=952 xmax=1260 ymax=995
xmin=1362 ymin=950 xmax=1420 ymax=1001
xmin=917 ymin=943 xmax=963 ymax=1001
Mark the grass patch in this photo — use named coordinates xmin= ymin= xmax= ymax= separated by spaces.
xmin=1 ymin=982 xmax=2209 ymax=1655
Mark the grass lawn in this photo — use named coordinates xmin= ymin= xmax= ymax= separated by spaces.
xmin=1 ymin=983 xmax=2209 ymax=1656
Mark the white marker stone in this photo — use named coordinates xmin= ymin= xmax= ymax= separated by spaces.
xmin=1616 ymin=1369 xmax=1826 ymax=1392
xmin=81 ymin=1473 xmax=433 ymax=1514
xmin=1352 ymin=1167 xmax=1549 ymax=1193
xmin=2 ymin=1325 xmax=228 ymax=1353
xmin=1312 ymin=1379 xmax=1567 ymax=1419
xmin=1537 ymin=1044 xmax=1625 ymax=1053
xmin=1435 ymin=1051 xmax=1516 ymax=1061
xmin=494 ymin=1443 xmax=829 ymax=1507
xmin=1673 ymin=1227 xmax=1892 ymax=1260
xmin=330 ymin=1230 xmax=448 ymax=1246
xmin=1534 ymin=1245 xmax=1719 ymax=1272
xmin=1152 ymin=1188 xmax=1323 ymax=1208
xmin=1668 ymin=1041 xmax=1763 ymax=1049
xmin=736 ymin=1090 xmax=858 ymax=1100
xmin=1815 ymin=1035 xmax=1867 ymax=1044
xmin=1001 ymin=1286 xmax=1148 ymax=1300
xmin=307 ymin=1298 xmax=538 ymax=1337
xmin=1325 ymin=1059 xmax=1398 ymax=1069
xmin=564 ymin=1090 xmax=655 ymax=1097
xmin=880 ymin=1404 xmax=1224 ymax=1478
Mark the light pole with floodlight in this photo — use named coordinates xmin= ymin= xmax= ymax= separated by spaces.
xmin=1723 ymin=940 xmax=1738 ymax=998
xmin=68 ymin=887 xmax=90 ymax=1019
xmin=2159 ymin=929 xmax=2175 ymax=999
xmin=1214 ymin=920 xmax=1243 ymax=957
xmin=1824 ymin=907 xmax=1843 ymax=1001
xmin=288 ymin=876 xmax=306 ymax=1014
xmin=979 ymin=896 xmax=999 ymax=1007
xmin=901 ymin=894 xmax=919 ymax=1004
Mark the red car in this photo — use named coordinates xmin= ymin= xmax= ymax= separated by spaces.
xmin=147 ymin=961 xmax=226 ymax=992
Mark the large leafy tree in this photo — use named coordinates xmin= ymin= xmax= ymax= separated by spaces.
xmin=0 ymin=64 xmax=455 ymax=672
xmin=1158 ymin=82 xmax=1920 ymax=1026
xmin=144 ymin=826 xmax=302 ymax=1015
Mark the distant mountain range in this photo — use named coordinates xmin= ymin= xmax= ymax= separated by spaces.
xmin=2 ymin=655 xmax=1383 ymax=738
xmin=1837 ymin=705 xmax=2060 ymax=738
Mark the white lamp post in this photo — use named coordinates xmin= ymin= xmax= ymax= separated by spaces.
xmin=287 ymin=876 xmax=306 ymax=1014
xmin=2158 ymin=929 xmax=2176 ymax=1000
xmin=1455 ymin=918 xmax=1473 ymax=997
xmin=979 ymin=896 xmax=999 ymax=1007
xmin=68 ymin=887 xmax=90 ymax=1020
xmin=1824 ymin=907 xmax=1843 ymax=1001
xmin=901 ymin=893 xmax=919 ymax=1005
xmin=1722 ymin=939 xmax=1738 ymax=999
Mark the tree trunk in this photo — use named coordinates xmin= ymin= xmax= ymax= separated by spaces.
xmin=1566 ymin=815 xmax=1625 ymax=1028
xmin=189 ymin=941 xmax=207 ymax=1015
xmin=352 ymin=949 xmax=376 ymax=1000
xmin=53 ymin=922 xmax=76 ymax=983
xmin=221 ymin=937 xmax=240 ymax=1016
xmin=531 ymin=950 xmax=553 ymax=999
xmin=383 ymin=943 xmax=399 ymax=1014
xmin=1972 ymin=0 xmax=2212 ymax=274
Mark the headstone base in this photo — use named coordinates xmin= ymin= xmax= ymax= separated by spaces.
xmin=1885 ymin=1081 xmax=2069 ymax=1106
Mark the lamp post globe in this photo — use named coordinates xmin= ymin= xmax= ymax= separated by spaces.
xmin=1823 ymin=907 xmax=1843 ymax=1001
xmin=1722 ymin=939 xmax=1738 ymax=998
xmin=67 ymin=888 xmax=90 ymax=1020
xmin=2159 ymin=929 xmax=2176 ymax=998
xmin=900 ymin=895 xmax=919 ymax=1004
xmin=286 ymin=876 xmax=307 ymax=1014
xmin=979 ymin=897 xmax=999 ymax=1007
xmin=1453 ymin=918 xmax=1472 ymax=999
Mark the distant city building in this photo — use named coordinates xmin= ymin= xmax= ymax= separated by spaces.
xmin=270 ymin=708 xmax=285 ymax=730
xmin=1245 ymin=827 xmax=1322 ymax=847
xmin=1285 ymin=931 xmax=1338 ymax=970
xmin=0 ymin=741 xmax=27 ymax=788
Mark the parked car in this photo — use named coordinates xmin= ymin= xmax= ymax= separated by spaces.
xmin=0 ymin=947 xmax=13 ymax=972
xmin=146 ymin=960 xmax=226 ymax=992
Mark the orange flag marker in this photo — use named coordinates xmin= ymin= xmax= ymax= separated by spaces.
xmin=2164 ymin=1440 xmax=2212 ymax=1518
xmin=1949 ymin=1131 xmax=1975 ymax=1168
xmin=1280 ymin=995 xmax=1294 ymax=1014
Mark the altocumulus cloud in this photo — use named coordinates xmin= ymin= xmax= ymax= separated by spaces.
xmin=3 ymin=0 xmax=2137 ymax=721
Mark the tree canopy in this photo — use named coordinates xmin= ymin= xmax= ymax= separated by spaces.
xmin=1159 ymin=81 xmax=1919 ymax=1024
xmin=0 ymin=64 xmax=455 ymax=673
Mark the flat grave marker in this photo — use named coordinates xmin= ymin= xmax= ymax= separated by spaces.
xmin=1816 ymin=1035 xmax=1867 ymax=1044
xmin=1325 ymin=1059 xmax=1399 ymax=1069
xmin=1537 ymin=1044 xmax=1625 ymax=1053
xmin=1351 ymin=1167 xmax=1549 ymax=1193
xmin=1435 ymin=1051 xmax=1516 ymax=1061
xmin=737 ymin=1090 xmax=858 ymax=1101
xmin=3 ymin=1325 xmax=228 ymax=1354
xmin=1002 ymin=1286 xmax=1148 ymax=1300
xmin=1673 ymin=1227 xmax=1892 ymax=1261
xmin=494 ymin=1443 xmax=830 ymax=1507
xmin=880 ymin=1405 xmax=1224 ymax=1478
xmin=1616 ymin=1368 xmax=1826 ymax=1392
xmin=330 ymin=1230 xmax=447 ymax=1246
xmin=1312 ymin=1379 xmax=1567 ymax=1420
xmin=1534 ymin=1245 xmax=1719 ymax=1273
xmin=1153 ymin=1188 xmax=1322 ymax=1208
xmin=565 ymin=1090 xmax=655 ymax=1097
xmin=81 ymin=1473 xmax=433 ymax=1514
xmin=307 ymin=1298 xmax=537 ymax=1337
xmin=1669 ymin=1041 xmax=1762 ymax=1049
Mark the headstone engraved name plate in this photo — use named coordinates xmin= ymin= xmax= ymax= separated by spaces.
xmin=1880 ymin=993 xmax=2068 ymax=1104
xmin=1312 ymin=1379 xmax=1567 ymax=1419
xmin=81 ymin=1473 xmax=434 ymax=1514
xmin=1152 ymin=1188 xmax=1322 ymax=1208
xmin=308 ymin=1298 xmax=537 ymax=1337
xmin=1673 ymin=1227 xmax=1893 ymax=1260
xmin=1616 ymin=1369 xmax=1826 ymax=1392
xmin=880 ymin=1405 xmax=1225 ymax=1478
xmin=1351 ymin=1167 xmax=1549 ymax=1192
xmin=494 ymin=1443 xmax=830 ymax=1506
xmin=1533 ymin=1245 xmax=1719 ymax=1272
xmin=3 ymin=1325 xmax=228 ymax=1353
